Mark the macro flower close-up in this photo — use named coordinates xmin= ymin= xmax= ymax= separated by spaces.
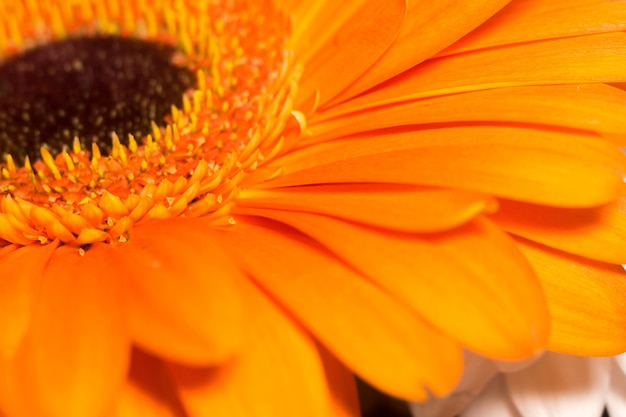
xmin=1 ymin=0 xmax=626 ymax=416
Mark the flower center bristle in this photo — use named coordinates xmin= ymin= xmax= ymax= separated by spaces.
xmin=0 ymin=35 xmax=195 ymax=162
xmin=0 ymin=0 xmax=303 ymax=248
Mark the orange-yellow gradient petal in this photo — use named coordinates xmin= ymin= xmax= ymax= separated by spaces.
xmin=294 ymin=0 xmax=406 ymax=108
xmin=116 ymin=219 xmax=247 ymax=366
xmin=237 ymin=184 xmax=497 ymax=233
xmin=0 ymin=241 xmax=57 ymax=357
xmin=217 ymin=216 xmax=463 ymax=400
xmin=311 ymin=84 xmax=626 ymax=143
xmin=238 ymin=208 xmax=548 ymax=360
xmin=515 ymin=238 xmax=626 ymax=356
xmin=336 ymin=32 xmax=626 ymax=113
xmin=329 ymin=0 xmax=512 ymax=105
xmin=257 ymin=127 xmax=625 ymax=208
xmin=492 ymin=196 xmax=626 ymax=264
xmin=170 ymin=281 xmax=360 ymax=417
xmin=442 ymin=0 xmax=626 ymax=56
xmin=0 ymin=245 xmax=129 ymax=417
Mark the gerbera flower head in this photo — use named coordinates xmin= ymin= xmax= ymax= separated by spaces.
xmin=1 ymin=0 xmax=626 ymax=416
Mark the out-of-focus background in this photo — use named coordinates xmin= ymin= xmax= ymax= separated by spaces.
xmin=359 ymin=380 xmax=412 ymax=417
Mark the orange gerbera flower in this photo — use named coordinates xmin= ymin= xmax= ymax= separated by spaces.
xmin=1 ymin=0 xmax=626 ymax=416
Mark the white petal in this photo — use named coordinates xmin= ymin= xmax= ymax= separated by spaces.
xmin=495 ymin=354 xmax=542 ymax=374
xmin=607 ymin=359 xmax=626 ymax=417
xmin=505 ymin=353 xmax=611 ymax=417
xmin=461 ymin=375 xmax=520 ymax=417
xmin=409 ymin=351 xmax=498 ymax=417
xmin=614 ymin=353 xmax=626 ymax=375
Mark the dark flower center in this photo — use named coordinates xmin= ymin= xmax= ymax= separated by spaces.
xmin=0 ymin=36 xmax=195 ymax=162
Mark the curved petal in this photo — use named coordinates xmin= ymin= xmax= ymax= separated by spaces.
xmin=515 ymin=238 xmax=626 ymax=356
xmin=328 ymin=0 xmax=511 ymax=106
xmin=236 ymin=184 xmax=497 ymax=233
xmin=256 ymin=126 xmax=626 ymax=208
xmin=410 ymin=351 xmax=499 ymax=417
xmin=0 ymin=244 xmax=129 ymax=417
xmin=333 ymin=32 xmax=626 ymax=115
xmin=118 ymin=219 xmax=247 ymax=366
xmin=295 ymin=0 xmax=406 ymax=109
xmin=505 ymin=354 xmax=611 ymax=417
xmin=109 ymin=349 xmax=186 ymax=417
xmin=217 ymin=216 xmax=463 ymax=399
xmin=239 ymin=208 xmax=548 ymax=360
xmin=461 ymin=375 xmax=520 ymax=417
xmin=311 ymin=84 xmax=626 ymax=143
xmin=169 ymin=281 xmax=360 ymax=417
xmin=0 ymin=241 xmax=58 ymax=357
xmin=442 ymin=0 xmax=626 ymax=56
xmin=607 ymin=359 xmax=626 ymax=417
xmin=492 ymin=196 xmax=626 ymax=264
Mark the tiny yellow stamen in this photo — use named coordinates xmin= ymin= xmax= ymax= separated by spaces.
xmin=40 ymin=147 xmax=62 ymax=180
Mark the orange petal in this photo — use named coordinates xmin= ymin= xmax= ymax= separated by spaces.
xmin=442 ymin=0 xmax=626 ymax=56
xmin=109 ymin=349 xmax=186 ymax=417
xmin=0 ymin=241 xmax=58 ymax=357
xmin=238 ymin=208 xmax=548 ymax=360
xmin=316 ymin=343 xmax=362 ymax=417
xmin=491 ymin=196 xmax=626 ymax=264
xmin=334 ymin=32 xmax=626 ymax=115
xmin=236 ymin=184 xmax=496 ymax=232
xmin=311 ymin=84 xmax=626 ymax=144
xmin=257 ymin=126 xmax=625 ymax=208
xmin=169 ymin=281 xmax=360 ymax=417
xmin=515 ymin=238 xmax=626 ymax=355
xmin=216 ymin=216 xmax=463 ymax=399
xmin=0 ymin=244 xmax=129 ymax=417
xmin=118 ymin=219 xmax=246 ymax=365
xmin=327 ymin=0 xmax=511 ymax=106
xmin=295 ymin=0 xmax=405 ymax=109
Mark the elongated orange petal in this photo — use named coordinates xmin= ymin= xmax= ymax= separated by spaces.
xmin=170 ymin=281 xmax=359 ymax=417
xmin=0 ymin=244 xmax=129 ymax=417
xmin=216 ymin=216 xmax=463 ymax=399
xmin=118 ymin=219 xmax=246 ymax=366
xmin=109 ymin=349 xmax=186 ymax=417
xmin=514 ymin=238 xmax=626 ymax=355
xmin=257 ymin=127 xmax=625 ymax=208
xmin=236 ymin=184 xmax=496 ymax=232
xmin=0 ymin=241 xmax=58 ymax=357
xmin=334 ymin=32 xmax=626 ymax=115
xmin=295 ymin=0 xmax=405 ymax=109
xmin=491 ymin=197 xmax=626 ymax=264
xmin=442 ymin=0 xmax=626 ymax=56
xmin=239 ymin=208 xmax=548 ymax=360
xmin=328 ymin=0 xmax=511 ymax=106
xmin=311 ymin=84 xmax=626 ymax=143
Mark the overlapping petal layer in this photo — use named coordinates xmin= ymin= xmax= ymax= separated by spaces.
xmin=115 ymin=220 xmax=247 ymax=366
xmin=309 ymin=84 xmax=626 ymax=144
xmin=0 ymin=241 xmax=57 ymax=357
xmin=170 ymin=281 xmax=360 ymax=417
xmin=328 ymin=32 xmax=626 ymax=114
xmin=237 ymin=184 xmax=497 ymax=233
xmin=0 ymin=245 xmax=129 ymax=417
xmin=492 ymin=196 xmax=626 ymax=263
xmin=515 ymin=238 xmax=626 ymax=355
xmin=233 ymin=207 xmax=548 ymax=360
xmin=326 ymin=0 xmax=512 ymax=105
xmin=254 ymin=127 xmax=626 ymax=208
xmin=217 ymin=216 xmax=463 ymax=399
